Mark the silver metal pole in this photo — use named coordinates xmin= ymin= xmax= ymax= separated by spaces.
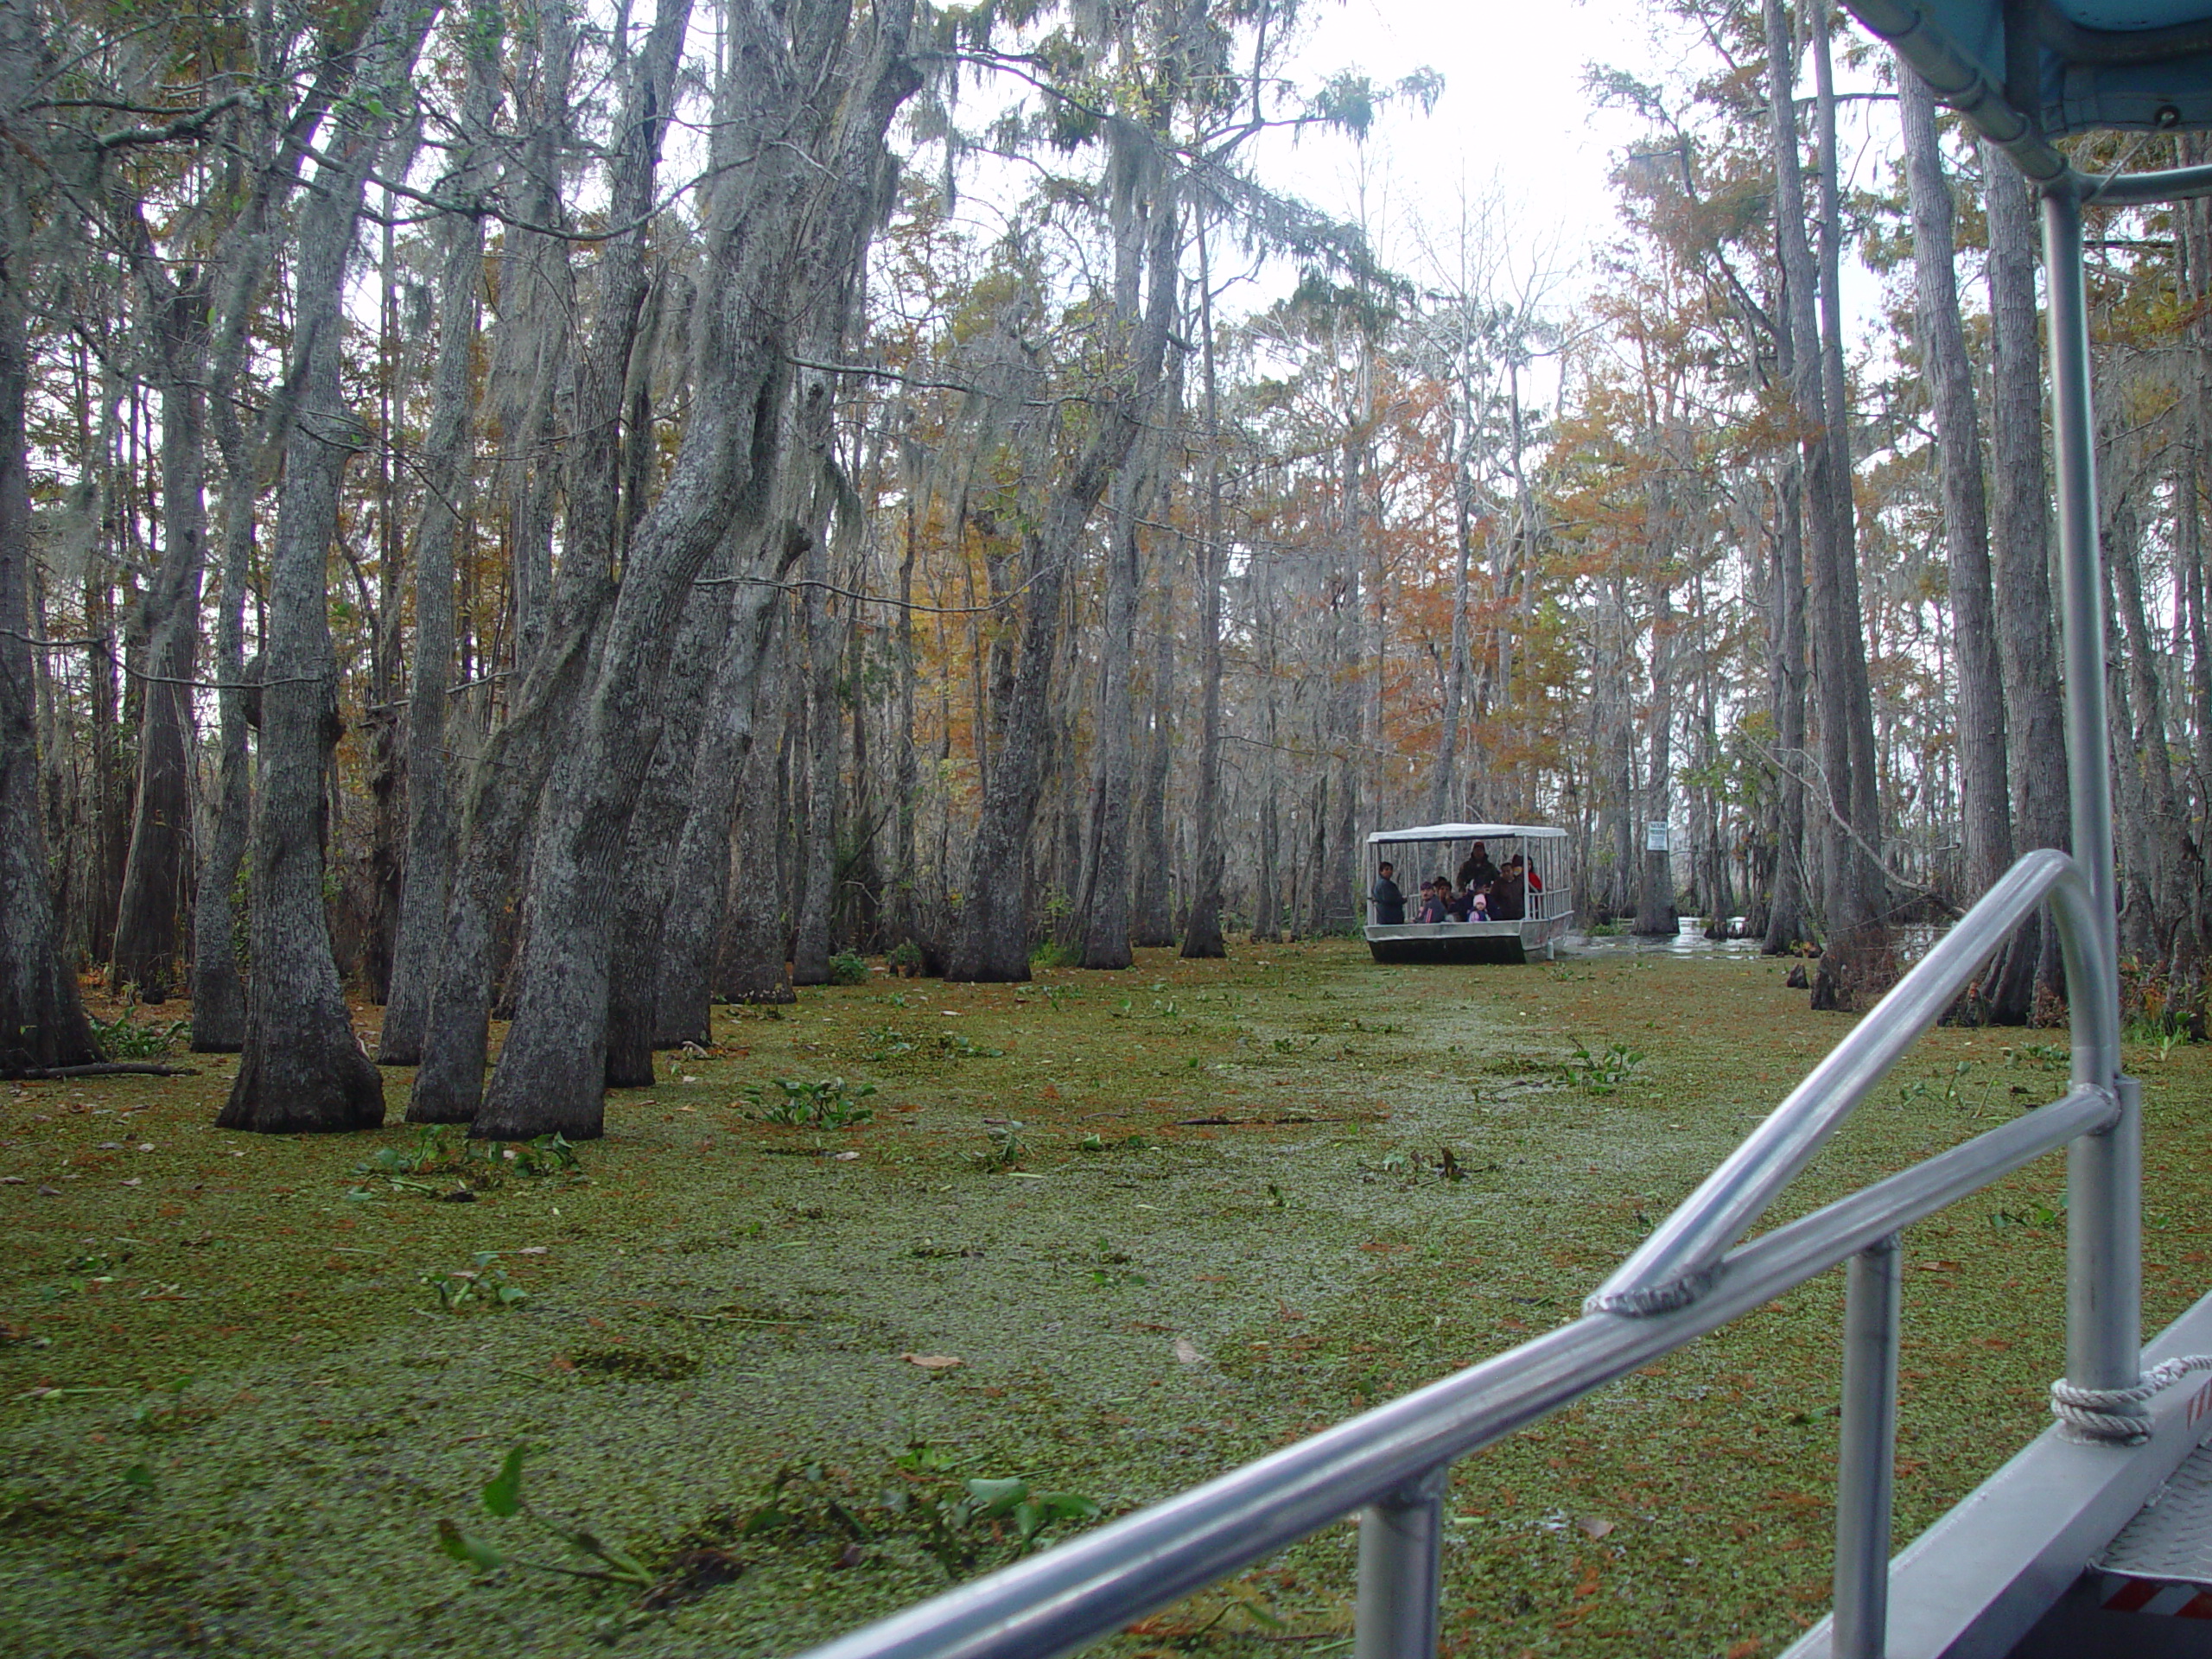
xmin=1354 ymin=1464 xmax=1447 ymax=1659
xmin=2066 ymin=1076 xmax=2144 ymax=1428
xmin=1832 ymin=1234 xmax=1901 ymax=1659
xmin=2039 ymin=184 xmax=2118 ymax=1064
xmin=2040 ymin=184 xmax=2140 ymax=1402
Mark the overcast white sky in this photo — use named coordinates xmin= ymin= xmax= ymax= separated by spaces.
xmin=1253 ymin=0 xmax=1672 ymax=293
xmin=1229 ymin=0 xmax=1907 ymax=402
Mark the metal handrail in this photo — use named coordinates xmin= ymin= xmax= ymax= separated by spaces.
xmin=1588 ymin=849 xmax=2116 ymax=1316
xmin=799 ymin=849 xmax=2132 ymax=1659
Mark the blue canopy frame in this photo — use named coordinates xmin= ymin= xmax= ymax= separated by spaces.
xmin=1848 ymin=1 xmax=2212 ymax=189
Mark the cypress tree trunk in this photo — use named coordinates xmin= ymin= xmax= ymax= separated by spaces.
xmin=378 ymin=12 xmax=499 ymax=1065
xmin=108 ymin=277 xmax=207 ymax=1004
xmin=408 ymin=0 xmax=695 ymax=1122
xmin=888 ymin=502 xmax=920 ymax=949
xmin=187 ymin=205 xmax=283 ymax=1054
xmin=2111 ymin=505 xmax=2186 ymax=957
xmin=179 ymin=60 xmax=350 ymax=1053
xmin=1981 ymin=142 xmax=2069 ymax=1001
xmin=188 ymin=410 xmax=253 ymax=1052
xmin=1810 ymin=0 xmax=1882 ymax=938
xmin=718 ymin=662 xmax=796 ymax=1006
xmin=1636 ymin=580 xmax=1678 ymax=936
xmin=789 ymin=530 xmax=840 ymax=984
xmin=473 ymin=3 xmax=919 ymax=1136
xmin=1182 ymin=223 xmax=1225 ymax=961
xmin=1761 ymin=450 xmax=1811 ymax=954
xmin=1900 ymin=68 xmax=2014 ymax=910
xmin=1078 ymin=462 xmax=1143 ymax=970
xmin=490 ymin=0 xmax=575 ymax=680
xmin=1130 ymin=559 xmax=1178 ymax=947
xmin=0 ymin=22 xmax=99 ymax=1073
xmin=947 ymin=194 xmax=1180 ymax=983
xmin=221 ymin=0 xmax=435 ymax=1132
xmin=602 ymin=561 xmax=741 ymax=1086
xmin=653 ymin=579 xmax=782 ymax=1044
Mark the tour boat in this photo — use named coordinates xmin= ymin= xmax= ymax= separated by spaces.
xmin=1363 ymin=822 xmax=1572 ymax=964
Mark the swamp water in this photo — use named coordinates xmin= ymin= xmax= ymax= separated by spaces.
xmin=3 ymin=941 xmax=2208 ymax=1657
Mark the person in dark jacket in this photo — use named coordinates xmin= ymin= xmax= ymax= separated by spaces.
xmin=1490 ymin=855 xmax=1527 ymax=921
xmin=1456 ymin=842 xmax=1500 ymax=895
xmin=1370 ymin=861 xmax=1406 ymax=925
xmin=1414 ymin=880 xmax=1450 ymax=924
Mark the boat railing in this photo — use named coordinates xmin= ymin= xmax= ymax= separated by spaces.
xmin=797 ymin=846 xmax=2135 ymax=1659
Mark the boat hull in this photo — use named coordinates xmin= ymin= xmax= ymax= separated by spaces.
xmin=1363 ymin=916 xmax=1572 ymax=965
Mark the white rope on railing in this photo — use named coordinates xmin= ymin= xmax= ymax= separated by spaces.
xmin=2050 ymin=1354 xmax=2212 ymax=1443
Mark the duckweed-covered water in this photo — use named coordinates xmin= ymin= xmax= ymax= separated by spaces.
xmin=3 ymin=943 xmax=2208 ymax=1657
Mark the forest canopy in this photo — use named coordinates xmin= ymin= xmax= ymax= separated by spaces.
xmin=4 ymin=0 xmax=2208 ymax=1123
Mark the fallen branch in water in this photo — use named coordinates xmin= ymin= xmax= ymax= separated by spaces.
xmin=4 ymin=1062 xmax=199 ymax=1080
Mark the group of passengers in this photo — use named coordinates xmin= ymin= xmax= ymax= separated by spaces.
xmin=1369 ymin=841 xmax=1540 ymax=926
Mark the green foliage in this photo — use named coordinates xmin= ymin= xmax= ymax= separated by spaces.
xmin=1088 ymin=1236 xmax=1146 ymax=1287
xmin=1036 ymin=886 xmax=1076 ymax=931
xmin=861 ymin=1027 xmax=917 ymax=1061
xmin=437 ymin=1445 xmax=652 ymax=1587
xmin=2125 ymin=1014 xmax=2194 ymax=1060
xmin=1553 ymin=1039 xmax=1645 ymax=1096
xmin=744 ymin=1076 xmax=876 ymax=1128
xmin=86 ymin=1009 xmax=190 ymax=1058
xmin=1990 ymin=1197 xmax=2064 ymax=1231
xmin=827 ymin=951 xmax=871 ymax=986
xmin=1077 ymin=1131 xmax=1149 ymax=1154
xmin=737 ymin=1446 xmax=1101 ymax=1582
xmin=887 ymin=939 xmax=925 ymax=976
xmin=1895 ymin=1060 xmax=1997 ymax=1116
xmin=1028 ymin=940 xmax=1081 ymax=970
xmin=966 ymin=1118 xmax=1024 ymax=1171
xmin=938 ymin=1030 xmax=1004 ymax=1058
xmin=423 ymin=1252 xmax=529 ymax=1313
xmin=352 ymin=1126 xmax=581 ymax=1198
xmin=878 ymin=1443 xmax=1100 ymax=1579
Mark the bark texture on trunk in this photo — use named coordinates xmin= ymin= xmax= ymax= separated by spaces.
xmin=1130 ymin=570 xmax=1177 ymax=947
xmin=603 ymin=563 xmax=740 ymax=1086
xmin=1635 ymin=581 xmax=1678 ymax=936
xmin=1078 ymin=461 xmax=1143 ymax=970
xmin=1762 ymin=453 xmax=1811 ymax=953
xmin=654 ymin=578 xmax=782 ymax=1044
xmin=718 ymin=650 xmax=796 ymax=1005
xmin=1900 ymin=67 xmax=2013 ymax=912
xmin=473 ymin=2 xmax=918 ymax=1135
xmin=947 ymin=191 xmax=1180 ymax=983
xmin=1182 ymin=225 xmax=1225 ymax=961
xmin=0 ymin=20 xmax=99 ymax=1072
xmin=108 ymin=277 xmax=207 ymax=1003
xmin=378 ymin=9 xmax=499 ymax=1065
xmin=788 ymin=438 xmax=845 ymax=984
xmin=186 ymin=78 xmax=321 ymax=1054
xmin=220 ymin=0 xmax=435 ymax=1132
xmin=1809 ymin=0 xmax=1883 ymax=937
xmin=1981 ymin=142 xmax=2069 ymax=1006
xmin=408 ymin=0 xmax=694 ymax=1122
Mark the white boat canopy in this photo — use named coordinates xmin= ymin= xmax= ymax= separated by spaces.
xmin=1363 ymin=823 xmax=1567 ymax=845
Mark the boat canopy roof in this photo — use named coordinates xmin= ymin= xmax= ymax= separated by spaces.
xmin=1365 ymin=823 xmax=1567 ymax=846
xmin=1842 ymin=1 xmax=2212 ymax=185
